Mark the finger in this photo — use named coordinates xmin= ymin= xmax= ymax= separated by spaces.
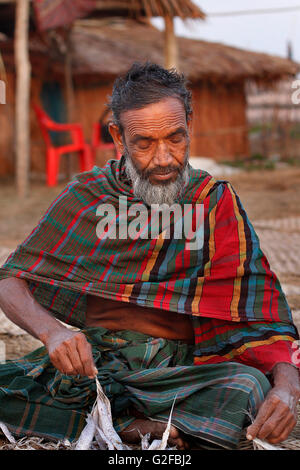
xmin=75 ymin=335 xmax=97 ymax=378
xmin=266 ymin=415 xmax=296 ymax=444
xmin=49 ymin=352 xmax=62 ymax=372
xmin=49 ymin=349 xmax=65 ymax=371
xmin=64 ymin=340 xmax=84 ymax=376
xmin=50 ymin=351 xmax=74 ymax=376
xmin=263 ymin=411 xmax=293 ymax=440
xmin=258 ymin=403 xmax=291 ymax=440
xmin=247 ymin=396 xmax=278 ymax=440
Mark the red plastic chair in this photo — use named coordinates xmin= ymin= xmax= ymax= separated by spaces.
xmin=34 ymin=104 xmax=94 ymax=187
xmin=91 ymin=122 xmax=121 ymax=160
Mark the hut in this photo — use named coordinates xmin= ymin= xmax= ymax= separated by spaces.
xmin=1 ymin=0 xmax=206 ymax=194
xmin=0 ymin=17 xmax=298 ymax=179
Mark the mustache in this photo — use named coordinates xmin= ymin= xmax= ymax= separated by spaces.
xmin=143 ymin=166 xmax=181 ymax=177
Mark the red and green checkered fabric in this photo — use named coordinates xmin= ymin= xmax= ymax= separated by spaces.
xmin=0 ymin=157 xmax=296 ymax=362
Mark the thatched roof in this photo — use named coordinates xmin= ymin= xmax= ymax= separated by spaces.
xmin=0 ymin=0 xmax=205 ymax=19
xmin=1 ymin=18 xmax=298 ymax=84
xmin=66 ymin=19 xmax=299 ymax=84
xmin=0 ymin=0 xmax=205 ymax=37
xmin=93 ymin=0 xmax=206 ymax=19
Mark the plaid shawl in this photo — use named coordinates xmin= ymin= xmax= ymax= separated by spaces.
xmin=0 ymin=157 xmax=292 ymax=337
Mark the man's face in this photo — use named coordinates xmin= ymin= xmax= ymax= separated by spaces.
xmin=109 ymin=97 xmax=192 ymax=205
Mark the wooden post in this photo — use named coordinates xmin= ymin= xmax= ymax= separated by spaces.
xmin=64 ymin=30 xmax=77 ymax=180
xmin=15 ymin=0 xmax=31 ymax=198
xmin=164 ymin=15 xmax=178 ymax=70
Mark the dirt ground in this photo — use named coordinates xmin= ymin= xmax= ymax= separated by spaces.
xmin=0 ymin=165 xmax=300 ymax=359
xmin=225 ymin=165 xmax=300 ymax=221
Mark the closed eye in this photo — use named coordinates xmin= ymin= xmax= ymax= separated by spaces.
xmin=168 ymin=133 xmax=185 ymax=144
xmin=137 ymin=139 xmax=153 ymax=150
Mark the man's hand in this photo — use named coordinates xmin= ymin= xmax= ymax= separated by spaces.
xmin=247 ymin=363 xmax=300 ymax=444
xmin=41 ymin=329 xmax=98 ymax=379
xmin=0 ymin=278 xmax=98 ymax=378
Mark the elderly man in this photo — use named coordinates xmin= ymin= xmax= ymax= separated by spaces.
xmin=0 ymin=63 xmax=299 ymax=450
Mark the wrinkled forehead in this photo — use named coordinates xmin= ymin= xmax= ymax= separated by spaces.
xmin=120 ymin=97 xmax=187 ymax=138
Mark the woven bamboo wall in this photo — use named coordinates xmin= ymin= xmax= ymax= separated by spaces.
xmin=190 ymin=81 xmax=249 ymax=160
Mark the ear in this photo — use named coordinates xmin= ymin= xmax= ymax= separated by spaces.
xmin=108 ymin=123 xmax=125 ymax=155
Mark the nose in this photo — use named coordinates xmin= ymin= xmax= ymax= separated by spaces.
xmin=153 ymin=140 xmax=173 ymax=167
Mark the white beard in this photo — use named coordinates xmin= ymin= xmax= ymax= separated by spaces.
xmin=123 ymin=149 xmax=190 ymax=206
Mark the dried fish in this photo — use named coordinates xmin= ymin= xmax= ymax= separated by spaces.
xmin=0 ymin=422 xmax=16 ymax=444
xmin=0 ymin=380 xmax=179 ymax=451
xmin=142 ymin=394 xmax=178 ymax=450
xmin=148 ymin=439 xmax=163 ymax=450
xmin=75 ymin=377 xmax=129 ymax=450
xmin=92 ymin=377 xmax=127 ymax=449
xmin=75 ymin=414 xmax=96 ymax=450
xmin=253 ymin=438 xmax=284 ymax=450
xmin=95 ymin=428 xmax=108 ymax=450
xmin=157 ymin=393 xmax=177 ymax=450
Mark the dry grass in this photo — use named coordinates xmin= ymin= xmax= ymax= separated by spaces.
xmin=94 ymin=0 xmax=206 ymax=19
xmin=2 ymin=17 xmax=297 ymax=84
xmin=67 ymin=19 xmax=299 ymax=83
